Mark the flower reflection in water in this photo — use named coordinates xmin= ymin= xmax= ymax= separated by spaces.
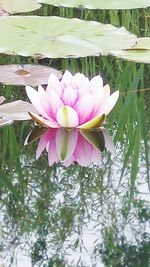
xmin=26 ymin=127 xmax=115 ymax=167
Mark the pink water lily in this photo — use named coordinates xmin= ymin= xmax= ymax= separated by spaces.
xmin=26 ymin=70 xmax=119 ymax=129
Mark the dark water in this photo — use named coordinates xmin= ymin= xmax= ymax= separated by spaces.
xmin=0 ymin=6 xmax=150 ymax=267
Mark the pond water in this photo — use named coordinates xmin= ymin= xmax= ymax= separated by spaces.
xmin=0 ymin=4 xmax=150 ymax=267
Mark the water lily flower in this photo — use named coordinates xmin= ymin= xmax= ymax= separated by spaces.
xmin=0 ymin=96 xmax=36 ymax=127
xmin=25 ymin=128 xmax=115 ymax=167
xmin=26 ymin=70 xmax=119 ymax=129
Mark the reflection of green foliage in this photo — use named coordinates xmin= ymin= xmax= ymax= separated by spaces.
xmin=123 ymin=242 xmax=150 ymax=267
xmin=134 ymin=199 xmax=150 ymax=222
xmin=31 ymin=237 xmax=47 ymax=265
xmin=0 ymin=5 xmax=149 ymax=267
xmin=99 ymin=229 xmax=150 ymax=267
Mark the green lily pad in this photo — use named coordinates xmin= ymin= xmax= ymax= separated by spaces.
xmin=0 ymin=16 xmax=137 ymax=58
xmin=0 ymin=0 xmax=149 ymax=15
xmin=0 ymin=0 xmax=40 ymax=14
xmin=38 ymin=0 xmax=150 ymax=10
xmin=112 ymin=38 xmax=150 ymax=64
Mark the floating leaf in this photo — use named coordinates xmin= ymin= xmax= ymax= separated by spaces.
xmin=38 ymin=0 xmax=150 ymax=10
xmin=0 ymin=98 xmax=36 ymax=121
xmin=0 ymin=0 xmax=40 ymax=14
xmin=0 ymin=16 xmax=137 ymax=58
xmin=112 ymin=37 xmax=150 ymax=64
xmin=0 ymin=118 xmax=13 ymax=127
xmin=0 ymin=96 xmax=36 ymax=127
xmin=0 ymin=0 xmax=149 ymax=14
xmin=0 ymin=64 xmax=62 ymax=86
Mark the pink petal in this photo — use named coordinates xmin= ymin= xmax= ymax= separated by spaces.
xmin=77 ymin=79 xmax=90 ymax=96
xmin=38 ymin=85 xmax=62 ymax=122
xmin=102 ymin=128 xmax=115 ymax=154
xmin=93 ymin=84 xmax=111 ymax=116
xmin=26 ymin=85 xmax=49 ymax=118
xmin=91 ymin=149 xmax=102 ymax=165
xmin=56 ymin=106 xmax=79 ymax=128
xmin=92 ymin=90 xmax=104 ymax=115
xmin=56 ymin=128 xmax=78 ymax=161
xmin=99 ymin=90 xmax=119 ymax=115
xmin=47 ymin=139 xmax=59 ymax=166
xmin=71 ymin=73 xmax=87 ymax=89
xmin=63 ymin=156 xmax=75 ymax=167
xmin=74 ymin=134 xmax=92 ymax=166
xmin=61 ymin=70 xmax=73 ymax=88
xmin=74 ymin=93 xmax=94 ymax=124
xmin=38 ymin=85 xmax=53 ymax=119
xmin=103 ymin=84 xmax=110 ymax=99
xmin=62 ymin=85 xmax=77 ymax=106
xmin=90 ymin=75 xmax=103 ymax=94
xmin=48 ymin=89 xmax=63 ymax=118
xmin=47 ymin=73 xmax=62 ymax=97
xmin=36 ymin=130 xmax=50 ymax=159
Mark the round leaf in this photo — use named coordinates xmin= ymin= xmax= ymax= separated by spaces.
xmin=0 ymin=64 xmax=62 ymax=86
xmin=0 ymin=16 xmax=137 ymax=58
xmin=38 ymin=0 xmax=150 ymax=10
xmin=0 ymin=0 xmax=40 ymax=14
xmin=112 ymin=38 xmax=150 ymax=64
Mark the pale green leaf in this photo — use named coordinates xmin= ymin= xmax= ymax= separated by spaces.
xmin=39 ymin=0 xmax=150 ymax=10
xmin=0 ymin=16 xmax=137 ymax=58
xmin=0 ymin=0 xmax=40 ymax=14
xmin=112 ymin=38 xmax=150 ymax=64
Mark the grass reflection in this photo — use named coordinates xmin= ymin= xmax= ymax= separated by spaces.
xmin=0 ymin=5 xmax=149 ymax=267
